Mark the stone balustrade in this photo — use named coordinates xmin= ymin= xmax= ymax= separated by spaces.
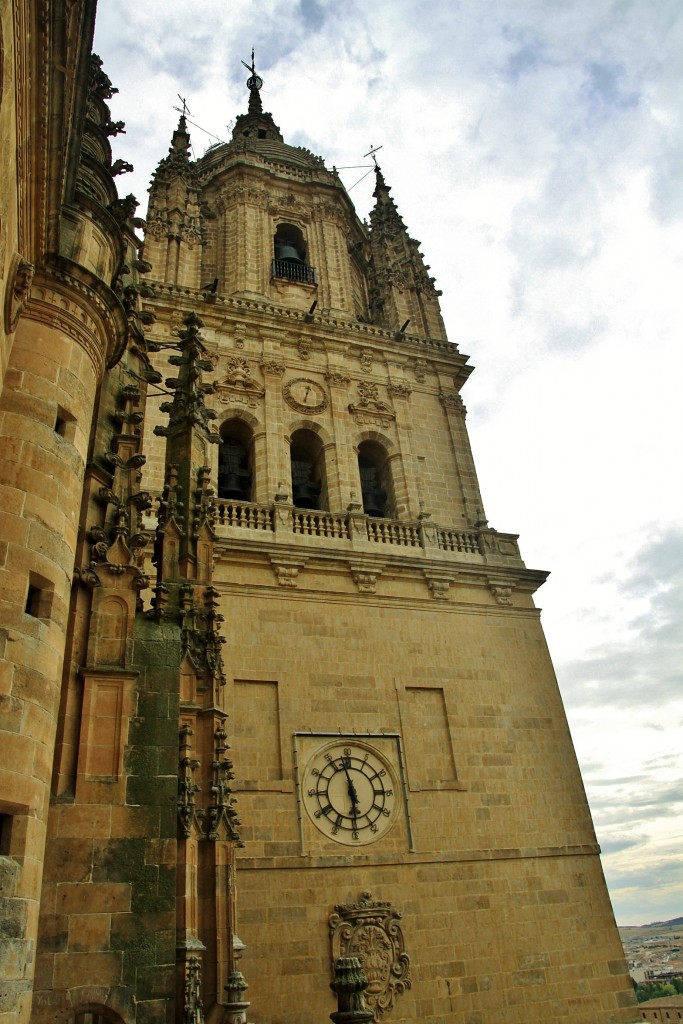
xmin=214 ymin=498 xmax=522 ymax=564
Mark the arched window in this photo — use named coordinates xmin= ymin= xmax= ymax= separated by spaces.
xmin=358 ymin=441 xmax=394 ymax=518
xmin=73 ymin=1007 xmax=125 ymax=1024
xmin=290 ymin=429 xmax=327 ymax=510
xmin=217 ymin=420 xmax=253 ymax=502
xmin=272 ymin=224 xmax=316 ymax=285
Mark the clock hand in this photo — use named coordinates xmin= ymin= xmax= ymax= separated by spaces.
xmin=342 ymin=762 xmax=362 ymax=814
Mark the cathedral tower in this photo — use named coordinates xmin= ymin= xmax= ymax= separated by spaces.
xmin=133 ymin=68 xmax=636 ymax=1024
xmin=0 ymin=14 xmax=638 ymax=1022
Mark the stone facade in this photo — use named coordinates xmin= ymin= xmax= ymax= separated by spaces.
xmin=0 ymin=6 xmax=639 ymax=1024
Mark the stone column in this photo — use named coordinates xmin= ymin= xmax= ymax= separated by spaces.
xmin=387 ymin=381 xmax=420 ymax=519
xmin=324 ymin=370 xmax=353 ymax=510
xmin=439 ymin=389 xmax=487 ymax=527
xmin=260 ymin=358 xmax=287 ymax=501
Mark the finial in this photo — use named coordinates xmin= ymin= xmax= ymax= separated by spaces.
xmin=172 ymin=95 xmax=193 ymax=134
xmin=241 ymin=49 xmax=264 ymax=113
xmin=363 ymin=143 xmax=383 ymax=168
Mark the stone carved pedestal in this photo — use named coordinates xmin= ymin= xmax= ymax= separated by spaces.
xmin=330 ymin=957 xmax=374 ymax=1024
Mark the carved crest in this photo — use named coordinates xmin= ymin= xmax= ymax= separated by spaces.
xmin=216 ymin=356 xmax=265 ymax=408
xmin=329 ymin=892 xmax=411 ymax=1019
xmin=348 ymin=381 xmax=395 ymax=428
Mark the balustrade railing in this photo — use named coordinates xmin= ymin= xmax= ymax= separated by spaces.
xmin=214 ymin=499 xmax=514 ymax=561
xmin=366 ymin=518 xmax=421 ymax=547
xmin=292 ymin=510 xmax=349 ymax=539
xmin=436 ymin=528 xmax=481 ymax=554
xmin=216 ymin=500 xmax=274 ymax=531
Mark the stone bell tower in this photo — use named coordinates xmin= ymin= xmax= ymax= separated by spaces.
xmin=136 ymin=64 xmax=635 ymax=1024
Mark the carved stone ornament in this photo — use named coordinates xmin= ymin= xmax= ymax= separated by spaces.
xmin=351 ymin=570 xmax=378 ymax=595
xmin=387 ymin=382 xmax=412 ymax=400
xmin=215 ymin=356 xmax=265 ymax=408
xmin=413 ymin=359 xmax=428 ymax=383
xmin=488 ymin=579 xmax=515 ymax=606
xmin=297 ymin=337 xmax=311 ymax=361
xmin=269 ymin=557 xmax=305 ymax=588
xmin=329 ymin=892 xmax=411 ymax=1020
xmin=426 ymin=577 xmax=450 ymax=600
xmin=439 ymin=390 xmax=466 ymax=414
xmin=325 ymin=371 xmax=351 ymax=388
xmin=349 ymin=381 xmax=395 ymax=428
xmin=4 ymin=253 xmax=35 ymax=333
xmin=170 ymin=309 xmax=185 ymax=336
xmin=359 ymin=348 xmax=374 ymax=372
xmin=261 ymin=359 xmax=286 ymax=377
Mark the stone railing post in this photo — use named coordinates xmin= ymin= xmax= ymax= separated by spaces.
xmin=346 ymin=505 xmax=372 ymax=550
xmin=273 ymin=493 xmax=294 ymax=535
xmin=417 ymin=510 xmax=438 ymax=550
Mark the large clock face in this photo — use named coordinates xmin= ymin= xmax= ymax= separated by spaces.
xmin=283 ymin=377 xmax=328 ymax=414
xmin=302 ymin=741 xmax=398 ymax=846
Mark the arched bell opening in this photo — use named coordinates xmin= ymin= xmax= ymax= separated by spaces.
xmin=272 ymin=223 xmax=317 ymax=285
xmin=217 ymin=419 xmax=254 ymax=502
xmin=358 ymin=440 xmax=395 ymax=518
xmin=290 ymin=429 xmax=328 ymax=511
xmin=274 ymin=223 xmax=307 ymax=264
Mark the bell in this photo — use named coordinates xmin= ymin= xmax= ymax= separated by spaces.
xmin=275 ymin=240 xmax=304 ymax=263
xmin=362 ymin=486 xmax=387 ymax=518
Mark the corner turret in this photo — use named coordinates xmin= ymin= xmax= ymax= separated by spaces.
xmin=143 ymin=114 xmax=203 ymax=288
xmin=368 ymin=164 xmax=447 ymax=341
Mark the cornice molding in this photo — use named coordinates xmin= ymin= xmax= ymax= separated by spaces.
xmin=139 ymin=283 xmax=464 ymax=358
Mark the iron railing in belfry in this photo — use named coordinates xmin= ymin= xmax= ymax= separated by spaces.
xmin=271 ymin=259 xmax=317 ymax=285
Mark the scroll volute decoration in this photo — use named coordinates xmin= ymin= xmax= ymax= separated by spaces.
xmin=329 ymin=892 xmax=411 ymax=1019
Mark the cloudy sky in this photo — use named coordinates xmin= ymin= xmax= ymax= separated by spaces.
xmin=94 ymin=0 xmax=683 ymax=926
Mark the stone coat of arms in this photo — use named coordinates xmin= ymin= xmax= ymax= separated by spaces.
xmin=329 ymin=892 xmax=411 ymax=1019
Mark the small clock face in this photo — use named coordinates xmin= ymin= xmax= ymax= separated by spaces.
xmin=283 ymin=377 xmax=328 ymax=415
xmin=302 ymin=741 xmax=398 ymax=846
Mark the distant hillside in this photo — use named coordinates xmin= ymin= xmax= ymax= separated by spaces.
xmin=619 ymin=916 xmax=683 ymax=940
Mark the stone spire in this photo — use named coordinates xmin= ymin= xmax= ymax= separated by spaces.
xmin=152 ymin=311 xmax=220 ymax=598
xmin=142 ymin=115 xmax=202 ymax=286
xmin=152 ymin=112 xmax=196 ymax=184
xmin=230 ymin=54 xmax=284 ymax=143
xmin=150 ymin=311 xmax=243 ymax=1018
xmin=368 ymin=163 xmax=447 ymax=341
